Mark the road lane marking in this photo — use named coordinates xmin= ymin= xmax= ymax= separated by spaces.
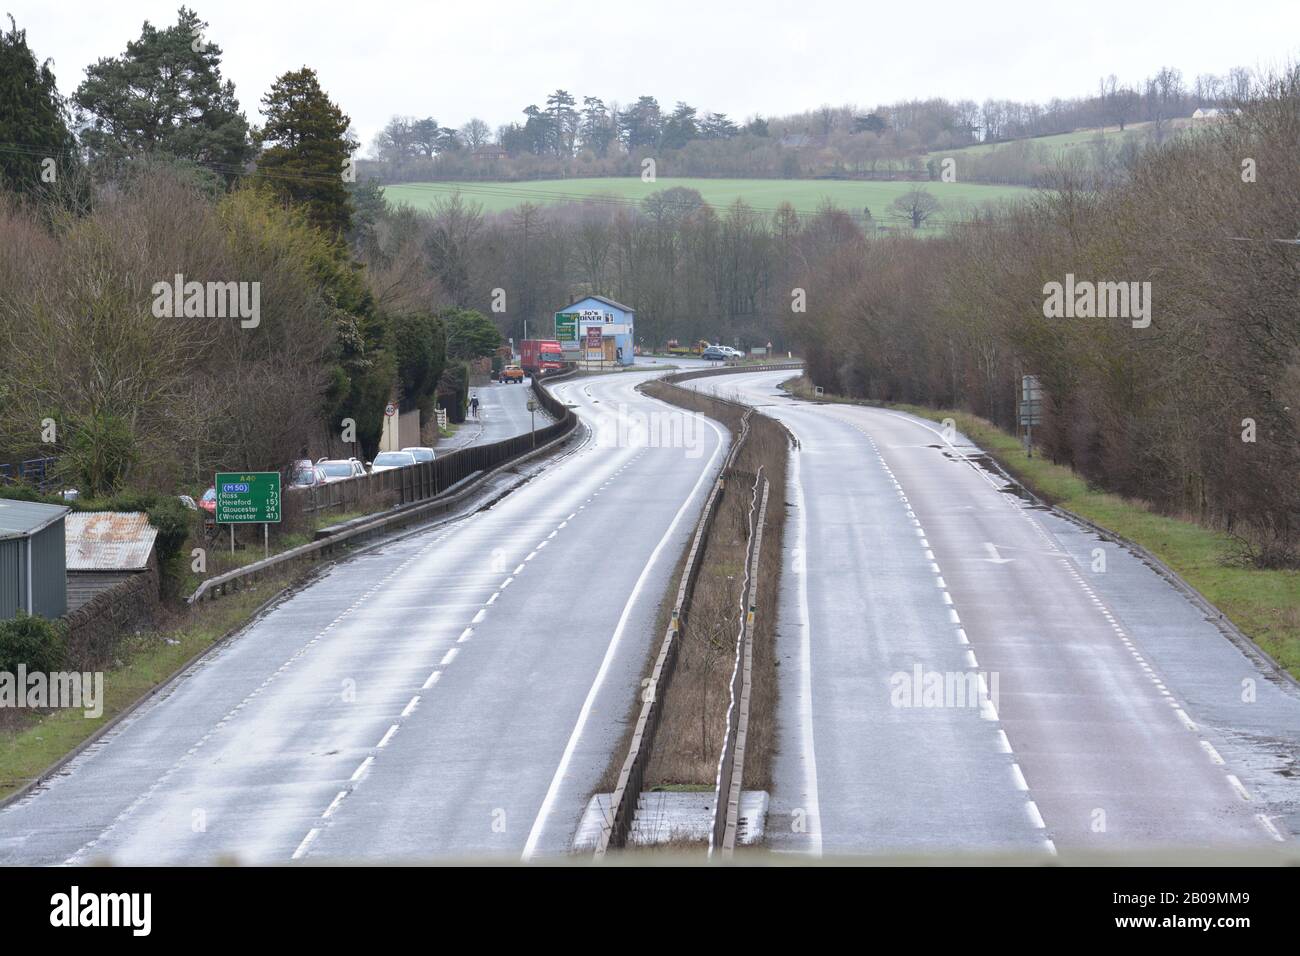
xmin=323 ymin=791 xmax=348 ymax=818
xmin=1226 ymin=775 xmax=1251 ymax=801
xmin=777 ymin=430 xmax=822 ymax=855
xmin=1026 ymin=801 xmax=1047 ymax=829
xmin=292 ymin=828 xmax=321 ymax=860
xmin=1256 ymin=813 xmax=1285 ymax=841
xmin=440 ymin=648 xmax=459 ymax=665
xmin=350 ymin=756 xmax=374 ymax=782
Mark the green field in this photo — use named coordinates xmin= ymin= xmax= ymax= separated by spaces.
xmin=939 ymin=119 xmax=1193 ymax=158
xmin=382 ymin=176 xmax=1031 ymax=225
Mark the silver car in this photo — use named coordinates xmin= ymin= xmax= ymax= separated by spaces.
xmin=370 ymin=450 xmax=418 ymax=473
xmin=315 ymin=458 xmax=366 ymax=482
xmin=401 ymin=446 xmax=436 ymax=464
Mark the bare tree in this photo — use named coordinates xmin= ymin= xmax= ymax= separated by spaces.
xmin=460 ymin=117 xmax=490 ymax=150
xmin=890 ymin=188 xmax=941 ymax=229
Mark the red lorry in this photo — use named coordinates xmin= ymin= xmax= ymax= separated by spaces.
xmin=520 ymin=339 xmax=566 ymax=377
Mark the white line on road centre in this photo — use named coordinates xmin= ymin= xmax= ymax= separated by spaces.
xmin=786 ymin=430 xmax=824 ymax=856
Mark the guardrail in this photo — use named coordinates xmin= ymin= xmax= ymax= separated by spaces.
xmin=293 ymin=373 xmax=573 ymax=516
xmin=711 ymin=470 xmax=769 ymax=855
xmin=665 ymin=361 xmax=803 ymax=386
xmin=187 ymin=372 xmax=580 ymax=605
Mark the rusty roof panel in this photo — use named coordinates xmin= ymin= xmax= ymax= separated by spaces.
xmin=64 ymin=511 xmax=158 ymax=571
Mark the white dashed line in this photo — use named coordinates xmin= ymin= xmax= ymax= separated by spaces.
xmin=292 ymin=828 xmax=321 ymax=860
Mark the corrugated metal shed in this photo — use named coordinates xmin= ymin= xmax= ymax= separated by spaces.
xmin=65 ymin=511 xmax=158 ymax=571
xmin=0 ymin=499 xmax=69 ymax=540
xmin=0 ymin=499 xmax=69 ymax=619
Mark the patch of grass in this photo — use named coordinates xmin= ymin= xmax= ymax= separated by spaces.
xmin=938 ymin=119 xmax=1197 ymax=158
xmin=784 ymin=377 xmax=1300 ymax=677
xmin=383 ymin=176 xmax=1029 ymax=229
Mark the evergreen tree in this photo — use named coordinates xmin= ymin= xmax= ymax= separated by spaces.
xmin=255 ymin=67 xmax=357 ymax=237
xmin=579 ymin=97 xmax=615 ymax=157
xmin=73 ymin=7 xmax=250 ymax=176
xmin=0 ymin=16 xmax=79 ymax=196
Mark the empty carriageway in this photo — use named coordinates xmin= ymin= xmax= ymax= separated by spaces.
xmin=679 ymin=368 xmax=1300 ymax=857
xmin=0 ymin=369 xmax=727 ymax=864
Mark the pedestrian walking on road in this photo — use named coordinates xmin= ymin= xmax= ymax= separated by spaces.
xmin=470 ymin=393 xmax=480 ymax=419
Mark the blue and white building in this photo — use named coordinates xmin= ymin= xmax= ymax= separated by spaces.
xmin=554 ymin=294 xmax=635 ymax=367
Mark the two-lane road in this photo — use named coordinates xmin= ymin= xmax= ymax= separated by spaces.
xmin=0 ymin=370 xmax=724 ymax=864
xmin=435 ymin=376 xmax=551 ymax=453
xmin=682 ymin=369 xmax=1300 ymax=856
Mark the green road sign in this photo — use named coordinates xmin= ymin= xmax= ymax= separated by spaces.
xmin=555 ymin=312 xmax=577 ymax=342
xmin=215 ymin=471 xmax=282 ymax=524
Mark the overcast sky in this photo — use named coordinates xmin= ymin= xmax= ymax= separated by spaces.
xmin=9 ymin=0 xmax=1299 ymax=152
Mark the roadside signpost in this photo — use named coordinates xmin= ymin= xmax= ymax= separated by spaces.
xmin=555 ymin=312 xmax=577 ymax=344
xmin=215 ymin=471 xmax=281 ymax=558
xmin=1018 ymin=374 xmax=1042 ymax=457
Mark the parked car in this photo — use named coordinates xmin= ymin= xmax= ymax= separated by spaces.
xmin=501 ymin=364 xmax=526 ymax=383
xmin=402 ymin=446 xmax=436 ymax=464
xmin=370 ymin=450 xmax=418 ymax=473
xmin=701 ymin=345 xmax=727 ymax=361
xmin=315 ymin=458 xmax=366 ymax=482
xmin=290 ymin=462 xmax=328 ymax=488
xmin=720 ymin=346 xmax=744 ymax=358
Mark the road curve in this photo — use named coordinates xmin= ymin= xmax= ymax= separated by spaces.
xmin=0 ymin=370 xmax=725 ymax=864
xmin=681 ymin=369 xmax=1300 ymax=857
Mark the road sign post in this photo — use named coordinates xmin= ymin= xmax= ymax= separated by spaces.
xmin=215 ymin=472 xmax=282 ymax=558
xmin=1018 ymin=375 xmax=1042 ymax=458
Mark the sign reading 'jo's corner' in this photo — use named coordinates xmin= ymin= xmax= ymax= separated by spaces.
xmin=215 ymin=471 xmax=281 ymax=524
